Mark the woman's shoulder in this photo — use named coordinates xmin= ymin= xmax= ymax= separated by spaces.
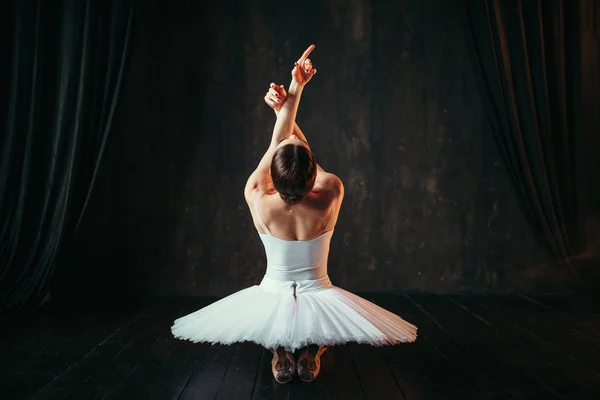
xmin=243 ymin=180 xmax=275 ymax=205
xmin=311 ymin=173 xmax=343 ymax=210
xmin=316 ymin=172 xmax=344 ymax=196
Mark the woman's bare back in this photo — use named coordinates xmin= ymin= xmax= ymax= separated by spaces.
xmin=248 ymin=172 xmax=344 ymax=241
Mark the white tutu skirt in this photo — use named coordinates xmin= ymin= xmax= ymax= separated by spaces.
xmin=171 ymin=275 xmax=418 ymax=352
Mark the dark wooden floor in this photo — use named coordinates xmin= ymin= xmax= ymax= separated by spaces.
xmin=1 ymin=294 xmax=600 ymax=400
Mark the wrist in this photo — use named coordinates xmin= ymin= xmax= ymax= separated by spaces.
xmin=288 ymin=81 xmax=304 ymax=95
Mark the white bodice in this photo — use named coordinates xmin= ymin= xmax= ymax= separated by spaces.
xmin=258 ymin=231 xmax=334 ymax=281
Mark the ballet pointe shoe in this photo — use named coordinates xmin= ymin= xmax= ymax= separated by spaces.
xmin=297 ymin=345 xmax=327 ymax=383
xmin=270 ymin=347 xmax=295 ymax=384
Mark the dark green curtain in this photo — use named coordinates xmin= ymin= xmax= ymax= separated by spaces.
xmin=463 ymin=0 xmax=584 ymax=283
xmin=0 ymin=0 xmax=133 ymax=313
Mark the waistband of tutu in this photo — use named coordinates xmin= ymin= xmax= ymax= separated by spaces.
xmin=259 ymin=275 xmax=333 ymax=294
xmin=264 ymin=264 xmax=327 ymax=282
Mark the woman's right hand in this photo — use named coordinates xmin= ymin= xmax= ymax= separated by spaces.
xmin=264 ymin=83 xmax=287 ymax=112
xmin=291 ymin=44 xmax=317 ymax=87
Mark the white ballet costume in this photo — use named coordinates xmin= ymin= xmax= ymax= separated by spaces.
xmin=171 ymin=193 xmax=418 ymax=352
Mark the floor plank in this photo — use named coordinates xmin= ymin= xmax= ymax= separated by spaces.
xmin=3 ymin=294 xmax=600 ymax=399
xmin=518 ymin=294 xmax=600 ymax=338
xmin=454 ymin=295 xmax=600 ymax=396
xmin=64 ymin=300 xmax=199 ymax=399
xmin=28 ymin=305 xmax=153 ymax=400
xmin=408 ymin=294 xmax=564 ymax=398
xmin=348 ymin=342 xmax=406 ymax=400
xmin=178 ymin=350 xmax=230 ymax=400
xmin=481 ymin=295 xmax=600 ymax=393
xmin=366 ymin=293 xmax=495 ymax=400
xmin=497 ymin=295 xmax=600 ymax=365
xmin=305 ymin=345 xmax=366 ymax=400
xmin=1 ymin=302 xmax=142 ymax=399
xmin=214 ymin=342 xmax=262 ymax=400
xmin=102 ymin=301 xmax=209 ymax=399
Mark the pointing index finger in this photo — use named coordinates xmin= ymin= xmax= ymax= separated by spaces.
xmin=297 ymin=44 xmax=315 ymax=63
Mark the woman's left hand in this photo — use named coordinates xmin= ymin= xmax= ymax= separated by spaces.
xmin=264 ymin=82 xmax=287 ymax=112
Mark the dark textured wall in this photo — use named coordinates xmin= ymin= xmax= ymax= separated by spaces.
xmin=58 ymin=0 xmax=580 ymax=298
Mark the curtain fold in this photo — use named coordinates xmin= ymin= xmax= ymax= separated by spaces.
xmin=0 ymin=0 xmax=133 ymax=313
xmin=463 ymin=0 xmax=583 ymax=284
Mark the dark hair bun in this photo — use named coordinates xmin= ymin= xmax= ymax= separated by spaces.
xmin=271 ymin=143 xmax=317 ymax=207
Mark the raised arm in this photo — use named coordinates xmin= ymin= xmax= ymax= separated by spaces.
xmin=269 ymin=45 xmax=316 ymax=146
xmin=267 ymin=83 xmax=309 ymax=144
xmin=266 ymin=83 xmax=326 ymax=173
xmin=244 ymin=45 xmax=317 ymax=199
xmin=270 ymin=81 xmax=304 ymax=146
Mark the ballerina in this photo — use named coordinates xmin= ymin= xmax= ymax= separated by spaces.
xmin=171 ymin=44 xmax=417 ymax=384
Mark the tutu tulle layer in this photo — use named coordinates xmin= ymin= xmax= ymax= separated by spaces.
xmin=171 ymin=277 xmax=417 ymax=352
